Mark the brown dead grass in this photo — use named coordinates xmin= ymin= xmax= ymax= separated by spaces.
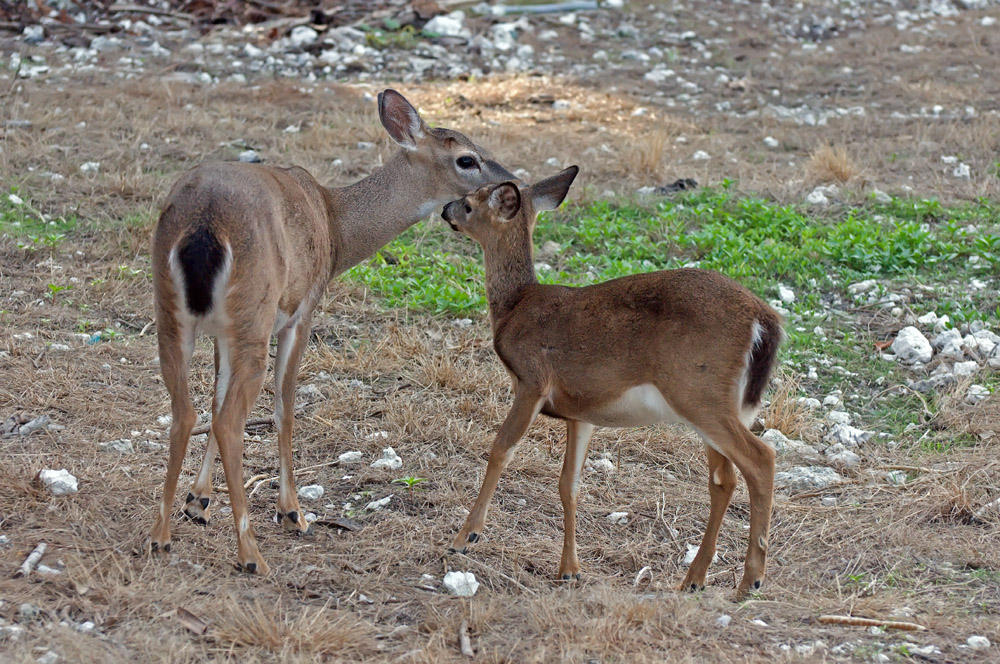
xmin=808 ymin=144 xmax=859 ymax=185
xmin=2 ymin=23 xmax=1000 ymax=660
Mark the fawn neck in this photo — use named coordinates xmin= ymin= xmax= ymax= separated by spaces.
xmin=482 ymin=222 xmax=538 ymax=326
xmin=330 ymin=151 xmax=440 ymax=275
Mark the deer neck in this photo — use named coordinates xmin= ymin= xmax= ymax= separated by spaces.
xmin=329 ymin=150 xmax=442 ymax=276
xmin=482 ymin=227 xmax=538 ymax=328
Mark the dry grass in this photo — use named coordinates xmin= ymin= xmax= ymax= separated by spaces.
xmin=2 ymin=22 xmax=1000 ymax=660
xmin=760 ymin=372 xmax=823 ymax=443
xmin=807 ymin=144 xmax=860 ymax=185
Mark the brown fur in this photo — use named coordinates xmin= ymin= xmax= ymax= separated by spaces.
xmin=148 ymin=90 xmax=515 ymax=574
xmin=443 ymin=168 xmax=784 ymax=599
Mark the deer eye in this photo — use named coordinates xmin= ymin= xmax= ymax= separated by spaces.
xmin=456 ymin=156 xmax=477 ymax=169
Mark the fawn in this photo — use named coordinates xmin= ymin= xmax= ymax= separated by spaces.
xmin=442 ymin=167 xmax=783 ymax=598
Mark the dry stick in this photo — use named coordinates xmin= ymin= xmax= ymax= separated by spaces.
xmin=216 ymin=460 xmax=342 ymax=494
xmin=973 ymin=497 xmax=1000 ymax=521
xmin=458 ymin=620 xmax=474 ymax=658
xmin=14 ymin=542 xmax=46 ymax=578
xmin=189 ymin=416 xmax=273 ymax=437
xmin=107 ymin=4 xmax=195 ymax=21
xmin=817 ymin=615 xmax=926 ymax=631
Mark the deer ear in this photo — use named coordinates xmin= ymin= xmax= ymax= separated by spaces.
xmin=530 ymin=166 xmax=579 ymax=211
xmin=378 ymin=89 xmax=426 ymax=150
xmin=488 ymin=183 xmax=521 ymax=221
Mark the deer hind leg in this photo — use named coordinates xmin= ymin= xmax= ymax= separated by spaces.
xmin=150 ymin=318 xmax=196 ymax=554
xmin=681 ymin=447 xmax=737 ymax=592
xmin=273 ymin=315 xmax=312 ymax=535
xmin=450 ymin=389 xmax=544 ymax=553
xmin=214 ymin=334 xmax=271 ymax=574
xmin=558 ymin=420 xmax=595 ymax=581
xmin=184 ymin=340 xmax=224 ymax=526
xmin=691 ymin=415 xmax=775 ymax=600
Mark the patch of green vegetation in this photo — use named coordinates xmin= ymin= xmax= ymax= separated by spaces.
xmin=347 ymin=187 xmax=999 ymax=442
xmin=0 ymin=186 xmax=77 ymax=250
xmin=349 ymin=187 xmax=998 ymax=319
xmin=362 ymin=23 xmax=421 ymax=50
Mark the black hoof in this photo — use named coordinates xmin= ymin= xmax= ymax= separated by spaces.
xmin=287 ymin=510 xmax=299 ymax=524
xmin=183 ymin=510 xmax=209 ymax=526
xmin=467 ymin=532 xmax=479 ymax=543
xmin=151 ymin=541 xmax=160 ymax=553
xmin=186 ymin=492 xmax=195 ymax=504
xmin=753 ymin=579 xmax=761 ymax=590
xmin=199 ymin=497 xmax=210 ymax=509
xmin=243 ymin=562 xmax=257 ymax=574
xmin=448 ymin=546 xmax=467 ymax=555
xmin=688 ymin=583 xmax=704 ymax=593
xmin=164 ymin=543 xmax=171 ymax=553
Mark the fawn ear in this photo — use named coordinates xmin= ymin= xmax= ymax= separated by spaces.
xmin=530 ymin=166 xmax=579 ymax=211
xmin=488 ymin=182 xmax=521 ymax=221
xmin=378 ymin=89 xmax=426 ymax=150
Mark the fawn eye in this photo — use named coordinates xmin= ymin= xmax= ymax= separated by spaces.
xmin=456 ymin=156 xmax=477 ymax=169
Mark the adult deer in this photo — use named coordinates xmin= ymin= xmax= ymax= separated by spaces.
xmin=149 ymin=90 xmax=515 ymax=574
xmin=442 ymin=167 xmax=784 ymax=598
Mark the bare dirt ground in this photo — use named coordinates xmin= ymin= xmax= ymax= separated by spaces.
xmin=2 ymin=1 xmax=1000 ymax=662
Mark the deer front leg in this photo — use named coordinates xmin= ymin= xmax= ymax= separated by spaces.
xmin=557 ymin=420 xmax=595 ymax=580
xmin=450 ymin=390 xmax=544 ymax=553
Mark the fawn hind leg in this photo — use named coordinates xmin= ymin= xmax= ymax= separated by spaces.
xmin=184 ymin=340 xmax=224 ymax=526
xmin=680 ymin=447 xmax=737 ymax=592
xmin=273 ymin=315 xmax=312 ymax=534
xmin=150 ymin=317 xmax=196 ymax=554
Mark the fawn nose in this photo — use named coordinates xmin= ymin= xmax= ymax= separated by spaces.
xmin=441 ymin=200 xmax=461 ymax=230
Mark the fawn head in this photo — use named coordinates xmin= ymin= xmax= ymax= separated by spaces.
xmin=441 ymin=166 xmax=579 ymax=244
xmin=378 ymin=89 xmax=515 ymax=203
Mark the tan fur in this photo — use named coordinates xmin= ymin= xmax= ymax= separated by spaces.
xmin=148 ymin=90 xmax=515 ymax=574
xmin=443 ymin=168 xmax=784 ymax=599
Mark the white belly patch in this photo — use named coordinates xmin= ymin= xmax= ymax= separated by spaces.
xmin=583 ymin=384 xmax=683 ymax=428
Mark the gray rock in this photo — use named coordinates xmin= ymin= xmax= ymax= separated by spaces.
xmin=760 ymin=429 xmax=820 ymax=459
xmin=356 ymin=141 xmax=375 ymax=151
xmin=967 ymin=635 xmax=991 ymax=650
xmin=338 ymin=450 xmax=363 ymax=465
xmin=19 ymin=414 xmax=51 ymax=436
xmin=805 ymin=188 xmax=829 ymax=206
xmin=847 ymin=279 xmax=877 ymax=294
xmin=821 ymin=496 xmax=838 ymax=507
xmin=238 ymin=150 xmax=261 ymax=163
xmin=826 ymin=410 xmax=851 ymax=425
xmin=425 ymin=12 xmax=470 ymax=39
xmin=19 ymin=603 xmax=40 ymax=622
xmin=297 ymin=484 xmax=324 ymax=501
xmin=370 ymin=447 xmax=402 ymax=470
xmin=23 ymin=25 xmax=44 ymax=44
xmin=442 ymin=570 xmax=479 ymax=596
xmin=885 ymin=470 xmax=907 ymax=485
xmin=872 ymin=189 xmax=892 ymax=204
xmin=289 ymin=26 xmax=318 ymax=48
xmin=99 ymin=438 xmax=134 ymax=454
xmin=365 ymin=495 xmax=391 ymax=511
xmin=824 ymin=423 xmax=872 ymax=448
xmin=0 ymin=624 xmax=26 ymax=641
xmin=606 ymin=511 xmax=629 ymax=525
xmin=36 ymin=651 xmax=59 ymax=664
xmin=966 ymin=384 xmax=990 ymax=405
xmin=38 ymin=469 xmax=78 ymax=496
xmin=953 ymin=361 xmax=979 ymax=378
xmin=891 ymin=326 xmax=932 ymax=364
xmin=824 ymin=443 xmax=861 ymax=467
xmin=716 ymin=614 xmax=732 ymax=628
xmin=775 ymin=466 xmax=843 ymax=491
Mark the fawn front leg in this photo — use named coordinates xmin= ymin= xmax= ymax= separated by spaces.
xmin=450 ymin=389 xmax=544 ymax=553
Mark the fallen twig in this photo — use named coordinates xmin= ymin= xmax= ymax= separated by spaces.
xmin=458 ymin=619 xmax=474 ymax=658
xmin=633 ymin=565 xmax=652 ymax=587
xmin=108 ymin=4 xmax=194 ymax=21
xmin=14 ymin=542 xmax=47 ymax=578
xmin=973 ymin=497 xmax=1000 ymax=521
xmin=190 ymin=416 xmax=273 ymax=437
xmin=817 ymin=614 xmax=926 ymax=631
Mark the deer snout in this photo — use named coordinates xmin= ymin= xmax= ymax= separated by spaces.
xmin=441 ymin=199 xmax=464 ymax=231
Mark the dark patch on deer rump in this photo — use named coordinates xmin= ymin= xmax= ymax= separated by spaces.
xmin=176 ymin=226 xmax=225 ymax=315
xmin=743 ymin=311 xmax=783 ymax=409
